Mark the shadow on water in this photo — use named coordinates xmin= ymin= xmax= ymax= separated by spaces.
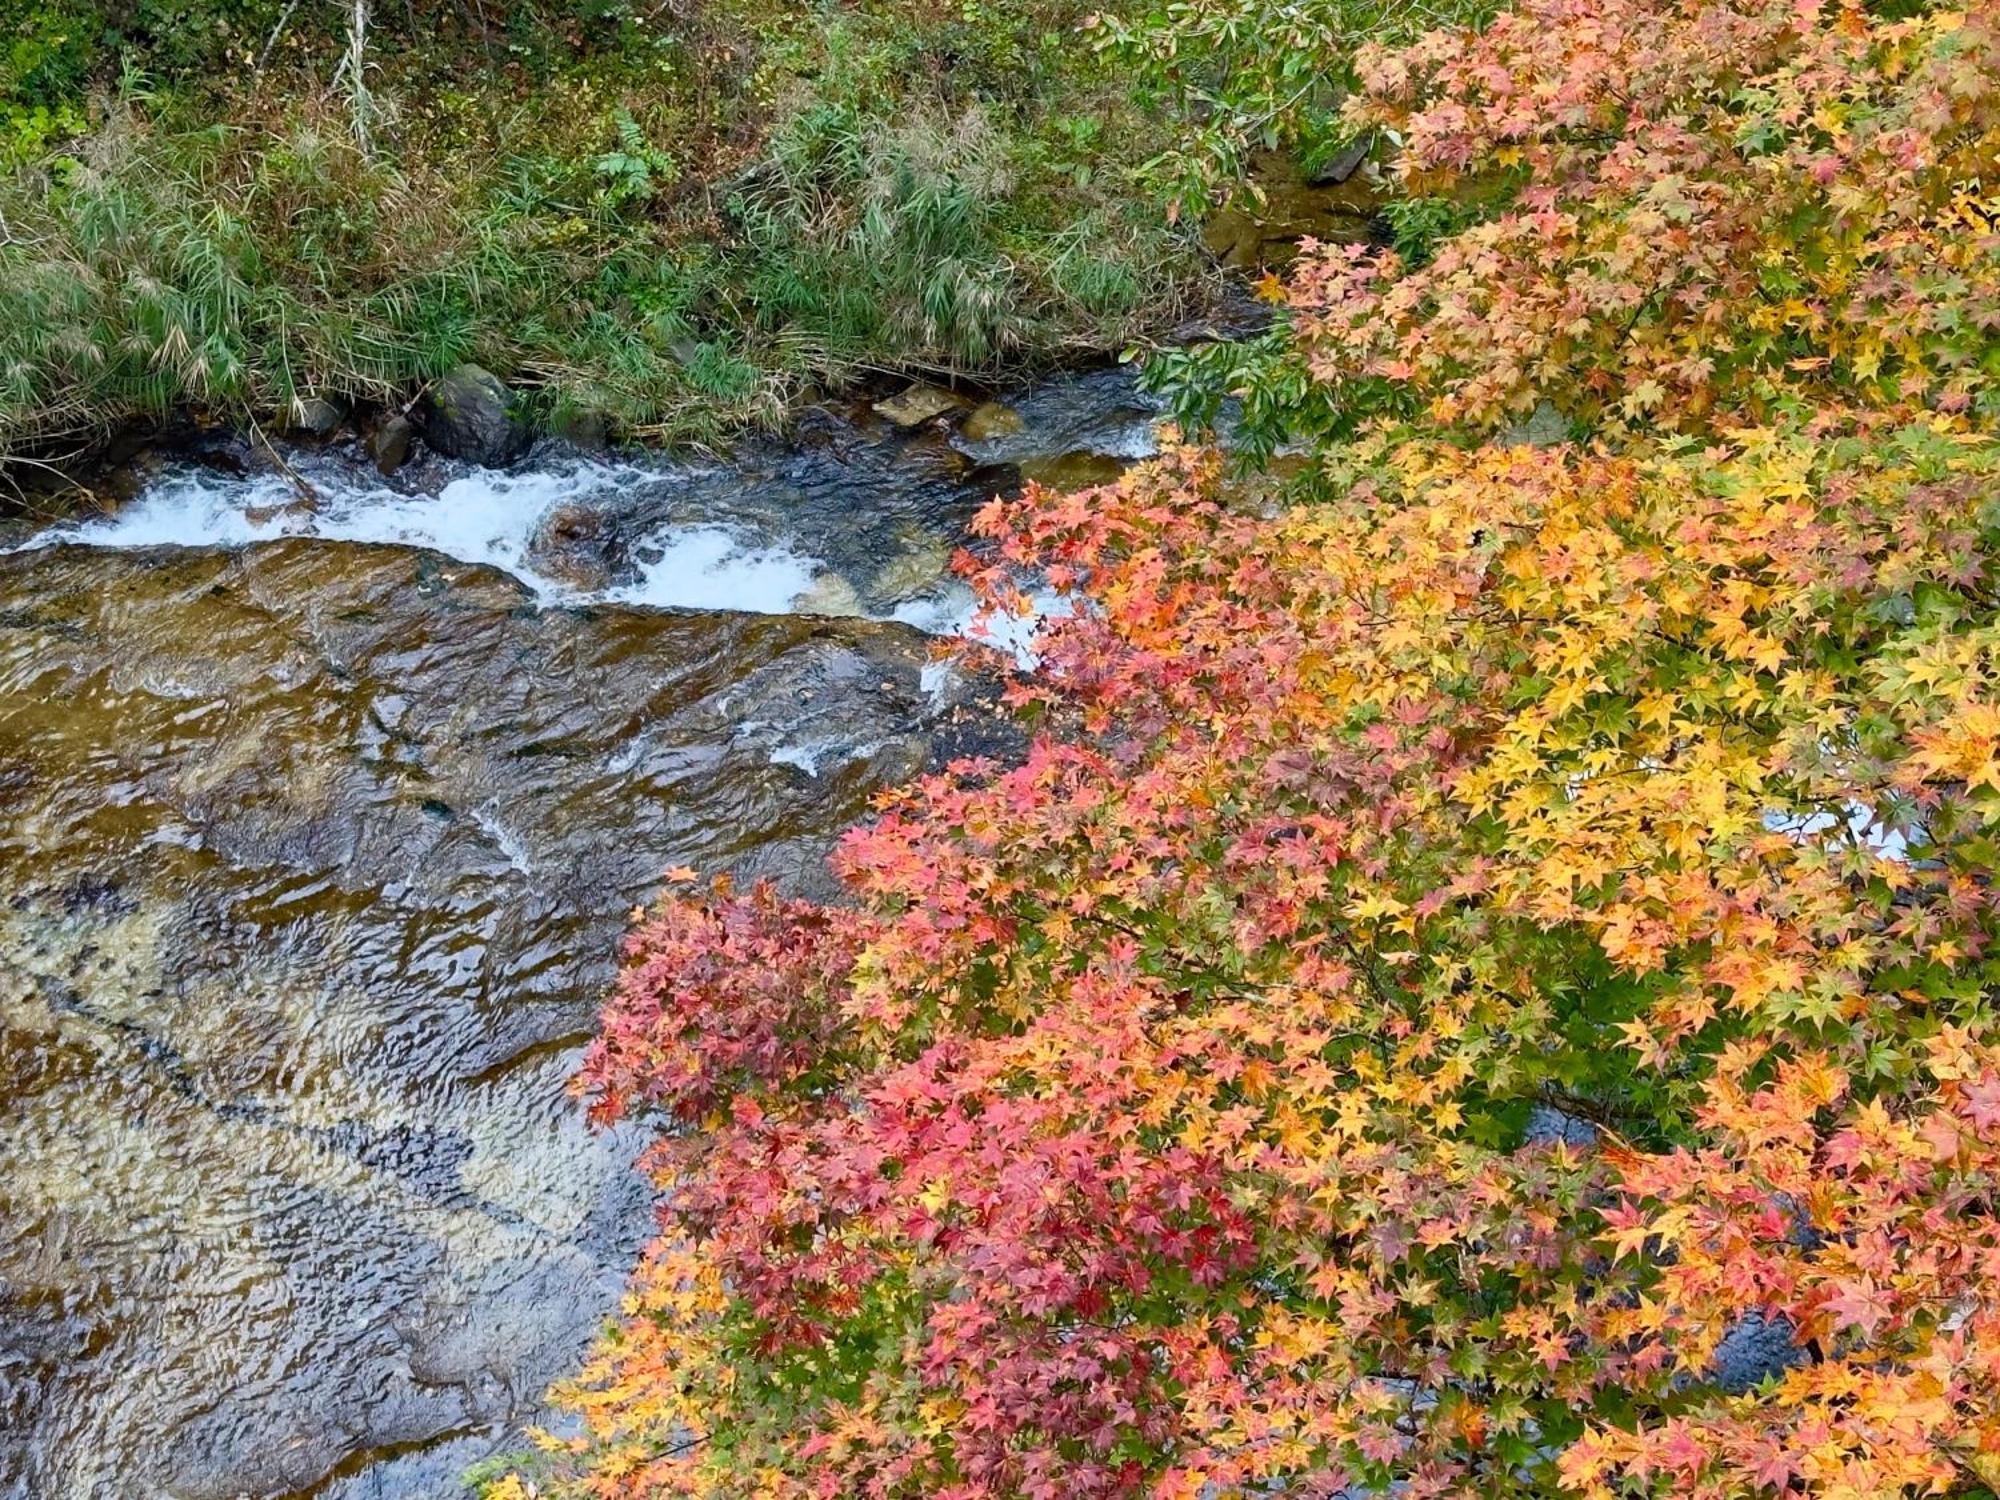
xmin=0 ymin=369 xmax=1160 ymax=1499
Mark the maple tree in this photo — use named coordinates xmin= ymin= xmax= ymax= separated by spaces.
xmin=502 ymin=3 xmax=2000 ymax=1498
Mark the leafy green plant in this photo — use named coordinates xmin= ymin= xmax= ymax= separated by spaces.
xmin=591 ymin=108 xmax=677 ymax=207
xmin=1088 ymin=0 xmax=1493 ymax=215
xmin=1378 ymin=192 xmax=1477 ymax=267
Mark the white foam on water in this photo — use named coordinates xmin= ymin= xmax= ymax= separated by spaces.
xmin=767 ymin=742 xmax=824 ymax=777
xmin=1097 ymin=416 xmax=1165 ymax=461
xmin=15 ymin=457 xmax=1077 ymax=653
xmin=918 ymin=659 xmax=960 ymax=704
xmin=893 ymin=582 xmax=1078 ymax=668
xmin=620 ymin=527 xmax=820 ymax=614
xmin=768 ymin=738 xmax=885 ymax=779
xmin=14 ymin=460 xmax=825 ymax=618
xmin=472 ymin=802 xmax=536 ymax=875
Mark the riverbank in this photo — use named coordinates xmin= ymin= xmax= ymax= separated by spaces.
xmin=0 ymin=0 xmax=1227 ymax=482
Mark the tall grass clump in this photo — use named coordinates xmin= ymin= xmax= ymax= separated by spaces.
xmin=0 ymin=110 xmax=578 ymax=449
xmin=736 ymin=103 xmax=1172 ymax=373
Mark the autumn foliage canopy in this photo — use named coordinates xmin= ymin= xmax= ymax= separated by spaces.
xmin=517 ymin=2 xmax=2000 ymax=1497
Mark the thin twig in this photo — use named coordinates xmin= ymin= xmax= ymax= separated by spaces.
xmin=255 ymin=0 xmax=302 ymax=73
xmin=247 ymin=414 xmax=322 ymax=505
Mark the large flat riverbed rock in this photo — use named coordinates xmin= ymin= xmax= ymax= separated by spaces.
xmin=0 ymin=539 xmax=952 ymax=1500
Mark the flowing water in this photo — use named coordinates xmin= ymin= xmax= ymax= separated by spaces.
xmin=0 ymin=370 xmax=1161 ymax=1500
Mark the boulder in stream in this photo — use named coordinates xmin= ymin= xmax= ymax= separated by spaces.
xmin=290 ymin=395 xmax=348 ymax=437
xmin=418 ymin=364 xmax=532 ymax=467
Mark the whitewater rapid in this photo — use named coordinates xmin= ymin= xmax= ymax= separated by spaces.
xmin=14 ymin=450 xmax=1078 ymax=666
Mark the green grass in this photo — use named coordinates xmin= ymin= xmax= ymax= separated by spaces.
xmin=0 ymin=0 xmax=1209 ymax=467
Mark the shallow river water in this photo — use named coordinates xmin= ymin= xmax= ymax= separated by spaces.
xmin=0 ymin=370 xmax=1160 ymax=1499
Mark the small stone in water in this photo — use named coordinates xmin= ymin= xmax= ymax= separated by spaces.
xmin=870 ymin=543 xmax=951 ymax=604
xmin=874 ymin=384 xmax=965 ymax=428
xmin=367 ymin=414 xmax=414 ymax=476
xmin=243 ymin=496 xmax=318 ymax=525
xmin=793 ymin=574 xmax=866 ymax=617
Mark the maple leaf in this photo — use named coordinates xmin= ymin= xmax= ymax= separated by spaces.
xmin=1964 ymin=1075 xmax=2000 ymax=1132
xmin=1825 ymin=1280 xmax=1896 ymax=1340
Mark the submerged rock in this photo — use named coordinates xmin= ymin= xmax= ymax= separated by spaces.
xmin=367 ymin=412 xmax=415 ymax=476
xmin=526 ymin=501 xmax=631 ymax=593
xmin=793 ymin=572 xmax=867 ymax=617
xmin=959 ymin=400 xmax=1025 ymax=443
xmin=241 ymin=493 xmax=318 ymax=526
xmin=1018 ymin=450 xmax=1125 ymax=492
xmin=1202 ymin=149 xmax=1383 ymax=269
xmin=870 ymin=541 xmax=953 ymax=605
xmin=418 ymin=364 xmax=531 ymax=467
xmin=0 ymin=539 xmax=959 ymax=1500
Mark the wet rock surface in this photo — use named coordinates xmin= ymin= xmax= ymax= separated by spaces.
xmin=1201 ymin=149 xmax=1386 ymax=269
xmin=526 ymin=501 xmax=633 ymax=593
xmin=368 ymin=413 xmax=416 ymax=476
xmin=873 ymin=382 xmax=966 ymax=428
xmin=958 ymin=400 xmax=1025 ymax=443
xmin=0 ymin=541 xmax=958 ymax=1500
xmin=418 ymin=365 xmax=531 ymax=468
xmin=0 ymin=358 xmax=1168 ymax=1500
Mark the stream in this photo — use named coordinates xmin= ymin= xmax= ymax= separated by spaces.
xmin=0 ymin=369 xmax=1162 ymax=1500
